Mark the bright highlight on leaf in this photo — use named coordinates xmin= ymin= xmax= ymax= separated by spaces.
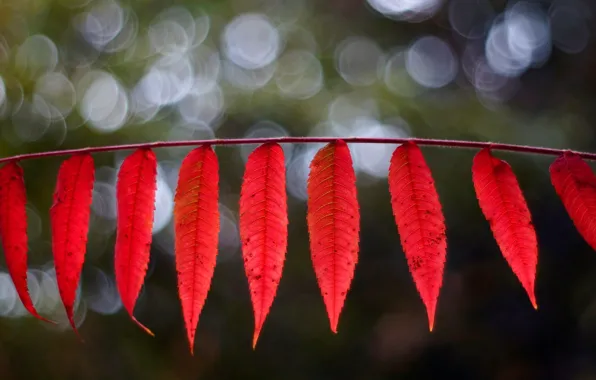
xmin=0 ymin=162 xmax=52 ymax=323
xmin=307 ymin=140 xmax=360 ymax=333
xmin=240 ymin=143 xmax=288 ymax=348
xmin=115 ymin=148 xmax=157 ymax=336
xmin=472 ymin=148 xmax=538 ymax=309
xmin=174 ymin=145 xmax=220 ymax=355
xmin=550 ymin=151 xmax=596 ymax=251
xmin=50 ymin=154 xmax=95 ymax=337
xmin=388 ymin=142 xmax=446 ymax=331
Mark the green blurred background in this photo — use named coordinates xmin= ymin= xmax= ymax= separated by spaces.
xmin=1 ymin=0 xmax=596 ymax=378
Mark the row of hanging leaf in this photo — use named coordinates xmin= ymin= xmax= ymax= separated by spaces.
xmin=0 ymin=140 xmax=594 ymax=353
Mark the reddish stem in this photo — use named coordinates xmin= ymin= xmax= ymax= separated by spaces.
xmin=0 ymin=137 xmax=592 ymax=163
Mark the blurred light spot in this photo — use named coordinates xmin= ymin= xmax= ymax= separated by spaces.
xmin=550 ymin=4 xmax=590 ymax=54
xmin=0 ymin=272 xmax=17 ymax=317
xmin=35 ymin=72 xmax=76 ymax=119
xmin=15 ymin=35 xmax=58 ymax=79
xmin=153 ymin=173 xmax=174 ymax=234
xmin=328 ymin=93 xmax=379 ymax=130
xmin=0 ymin=78 xmax=24 ymax=119
xmin=335 ymin=37 xmax=384 ymax=87
xmin=80 ymin=71 xmax=129 ymax=132
xmin=223 ymin=13 xmax=281 ymax=70
xmin=36 ymin=267 xmax=62 ymax=316
xmin=367 ymin=0 xmax=443 ymax=22
xmin=177 ymin=85 xmax=225 ymax=127
xmin=159 ymin=160 xmax=182 ymax=191
xmin=485 ymin=20 xmax=530 ymax=77
xmin=384 ymin=48 xmax=425 ymax=97
xmin=167 ymin=122 xmax=215 ymax=143
xmin=0 ymin=77 xmax=5 ymax=109
xmin=102 ymin=7 xmax=139 ymax=53
xmin=506 ymin=2 xmax=551 ymax=67
xmin=60 ymin=24 xmax=101 ymax=68
xmin=223 ymin=60 xmax=276 ymax=90
xmin=130 ymin=81 xmax=161 ymax=123
xmin=149 ymin=20 xmax=190 ymax=56
xmin=240 ymin=120 xmax=294 ymax=163
xmin=59 ymin=0 xmax=94 ymax=10
xmin=232 ymin=0 xmax=305 ymax=24
xmin=92 ymin=181 xmax=117 ymax=220
xmin=448 ymin=0 xmax=494 ymax=39
xmin=78 ymin=0 xmax=124 ymax=50
xmin=406 ymin=36 xmax=458 ymax=88
xmin=279 ymin=25 xmax=318 ymax=53
xmin=11 ymin=99 xmax=51 ymax=142
xmin=286 ymin=143 xmax=323 ymax=201
xmin=194 ymin=10 xmax=211 ymax=47
xmin=7 ymin=270 xmax=41 ymax=318
xmin=486 ymin=3 xmax=551 ymax=77
xmin=275 ymin=50 xmax=323 ymax=99
xmin=190 ymin=45 xmax=221 ymax=95
xmin=0 ymin=37 xmax=9 ymax=66
xmin=156 ymin=7 xmax=197 ymax=46
xmin=85 ymin=267 xmax=122 ymax=315
xmin=350 ymin=118 xmax=410 ymax=178
xmin=143 ymin=54 xmax=194 ymax=106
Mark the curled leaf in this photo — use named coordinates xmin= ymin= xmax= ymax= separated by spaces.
xmin=240 ymin=143 xmax=288 ymax=348
xmin=550 ymin=151 xmax=596 ymax=251
xmin=388 ymin=142 xmax=446 ymax=331
xmin=115 ymin=148 xmax=157 ymax=336
xmin=472 ymin=148 xmax=538 ymax=309
xmin=307 ymin=140 xmax=360 ymax=333
xmin=50 ymin=154 xmax=95 ymax=337
xmin=174 ymin=145 xmax=220 ymax=355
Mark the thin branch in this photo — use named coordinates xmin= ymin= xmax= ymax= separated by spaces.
xmin=0 ymin=137 xmax=593 ymax=163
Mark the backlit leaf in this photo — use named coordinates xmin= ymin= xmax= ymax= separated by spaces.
xmin=240 ymin=143 xmax=288 ymax=348
xmin=388 ymin=142 xmax=446 ymax=331
xmin=307 ymin=140 xmax=360 ymax=333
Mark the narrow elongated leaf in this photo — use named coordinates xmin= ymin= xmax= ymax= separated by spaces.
xmin=50 ymin=154 xmax=95 ymax=336
xmin=307 ymin=140 xmax=359 ymax=333
xmin=388 ymin=142 xmax=446 ymax=331
xmin=240 ymin=143 xmax=288 ymax=348
xmin=174 ymin=145 xmax=219 ymax=355
xmin=115 ymin=148 xmax=157 ymax=336
xmin=0 ymin=162 xmax=52 ymax=323
xmin=550 ymin=151 xmax=596 ymax=251
xmin=472 ymin=148 xmax=538 ymax=309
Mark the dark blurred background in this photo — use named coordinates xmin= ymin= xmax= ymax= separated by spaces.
xmin=0 ymin=0 xmax=596 ymax=379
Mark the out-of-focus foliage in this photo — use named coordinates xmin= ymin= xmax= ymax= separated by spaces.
xmin=0 ymin=0 xmax=595 ymax=378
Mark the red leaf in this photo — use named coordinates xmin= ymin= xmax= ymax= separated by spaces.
xmin=50 ymin=154 xmax=95 ymax=337
xmin=240 ymin=143 xmax=288 ymax=348
xmin=174 ymin=145 xmax=220 ymax=355
xmin=388 ymin=142 xmax=446 ymax=331
xmin=550 ymin=151 xmax=596 ymax=251
xmin=0 ymin=162 xmax=52 ymax=323
xmin=307 ymin=140 xmax=360 ymax=333
xmin=115 ymin=148 xmax=157 ymax=336
xmin=472 ymin=148 xmax=538 ymax=309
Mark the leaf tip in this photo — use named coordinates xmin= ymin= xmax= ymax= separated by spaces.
xmin=529 ymin=292 xmax=538 ymax=310
xmin=329 ymin=314 xmax=339 ymax=334
xmin=132 ymin=316 xmax=154 ymax=337
xmin=424 ymin=299 xmax=437 ymax=333
xmin=27 ymin=307 xmax=56 ymax=324
xmin=67 ymin=313 xmax=84 ymax=341
xmin=252 ymin=330 xmax=260 ymax=350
